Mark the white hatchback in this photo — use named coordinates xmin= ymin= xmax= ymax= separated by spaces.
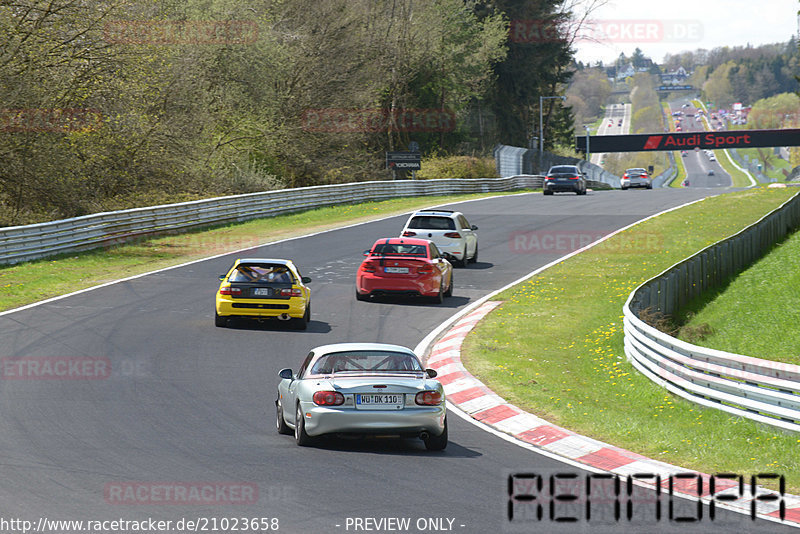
xmin=400 ymin=209 xmax=478 ymax=267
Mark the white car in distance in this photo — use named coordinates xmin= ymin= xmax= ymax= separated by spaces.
xmin=400 ymin=209 xmax=478 ymax=267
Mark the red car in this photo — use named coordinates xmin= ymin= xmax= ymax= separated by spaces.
xmin=356 ymin=238 xmax=454 ymax=303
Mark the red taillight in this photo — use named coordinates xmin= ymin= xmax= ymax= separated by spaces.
xmin=313 ymin=391 xmax=345 ymax=406
xmin=402 ymin=231 xmax=416 ymax=237
xmin=417 ymin=267 xmax=434 ymax=274
xmin=280 ymin=288 xmax=302 ymax=297
xmin=545 ymin=176 xmax=554 ymax=180
xmin=361 ymin=262 xmax=377 ymax=273
xmin=623 ymin=174 xmax=628 ymax=179
xmin=415 ymin=391 xmax=443 ymax=406
xmin=219 ymin=286 xmax=242 ymax=296
xmin=443 ymin=232 xmax=461 ymax=239
xmin=569 ymin=176 xmax=580 ymax=180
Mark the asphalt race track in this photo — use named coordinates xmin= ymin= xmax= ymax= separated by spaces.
xmin=670 ymin=99 xmax=733 ymax=188
xmin=0 ymin=190 xmax=794 ymax=533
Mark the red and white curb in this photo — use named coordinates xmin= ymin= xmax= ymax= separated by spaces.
xmin=426 ymin=300 xmax=800 ymax=527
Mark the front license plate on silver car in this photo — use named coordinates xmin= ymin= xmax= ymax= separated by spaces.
xmin=356 ymin=394 xmax=404 ymax=410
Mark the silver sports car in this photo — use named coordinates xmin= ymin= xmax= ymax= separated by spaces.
xmin=276 ymin=343 xmax=447 ymax=450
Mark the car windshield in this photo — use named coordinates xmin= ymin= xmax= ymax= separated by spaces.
xmin=549 ymin=166 xmax=578 ymax=174
xmin=229 ymin=264 xmax=294 ymax=284
xmin=407 ymin=216 xmax=455 ymax=230
xmin=371 ymin=243 xmax=427 ymax=256
xmin=310 ymin=350 xmax=423 ymax=374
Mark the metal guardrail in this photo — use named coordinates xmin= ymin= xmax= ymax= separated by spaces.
xmin=623 ymin=190 xmax=800 ymax=432
xmin=0 ymin=177 xmax=542 ymax=265
xmin=494 ymin=144 xmax=620 ymax=188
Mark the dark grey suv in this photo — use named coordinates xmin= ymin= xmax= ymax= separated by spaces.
xmin=543 ymin=165 xmax=587 ymax=195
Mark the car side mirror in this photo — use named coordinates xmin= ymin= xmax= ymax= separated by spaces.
xmin=301 ymin=276 xmax=312 ymax=284
xmin=471 ymin=225 xmax=478 ymax=231
xmin=363 ymin=250 xmax=370 ymax=256
xmin=218 ymin=274 xmax=226 ymax=281
xmin=279 ymin=368 xmax=294 ymax=380
xmin=426 ymin=368 xmax=438 ymax=378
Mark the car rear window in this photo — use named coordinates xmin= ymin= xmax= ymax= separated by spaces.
xmin=310 ymin=351 xmax=423 ymax=374
xmin=229 ymin=264 xmax=294 ymax=284
xmin=371 ymin=243 xmax=427 ymax=256
xmin=549 ymin=166 xmax=579 ymax=174
xmin=407 ymin=216 xmax=456 ymax=230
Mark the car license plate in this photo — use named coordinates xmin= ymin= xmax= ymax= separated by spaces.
xmin=384 ymin=267 xmax=409 ymax=274
xmin=356 ymin=393 xmax=404 ymax=409
xmin=253 ymin=288 xmax=272 ymax=296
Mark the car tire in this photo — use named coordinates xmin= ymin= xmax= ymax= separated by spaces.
xmin=424 ymin=417 xmax=448 ymax=451
xmin=457 ymin=247 xmax=468 ymax=268
xmin=647 ymin=184 xmax=653 ymax=189
xmin=432 ymin=282 xmax=444 ymax=304
xmin=295 ymin=405 xmax=313 ymax=446
xmin=444 ymin=271 xmax=453 ymax=298
xmin=214 ymin=312 xmax=227 ymax=328
xmin=543 ymin=190 xmax=554 ymax=196
xmin=468 ymin=245 xmax=478 ymax=264
xmin=355 ymin=289 xmax=368 ymax=301
xmin=293 ymin=305 xmax=310 ymax=330
xmin=276 ymin=400 xmax=292 ymax=435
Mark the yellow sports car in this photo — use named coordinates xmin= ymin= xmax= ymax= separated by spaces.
xmin=215 ymin=258 xmax=311 ymax=329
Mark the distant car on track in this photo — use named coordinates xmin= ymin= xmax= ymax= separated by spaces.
xmin=400 ymin=209 xmax=478 ymax=266
xmin=543 ymin=165 xmax=587 ymax=196
xmin=356 ymin=237 xmax=453 ymax=303
xmin=276 ymin=343 xmax=448 ymax=450
xmin=215 ymin=258 xmax=311 ymax=329
xmin=620 ymin=168 xmax=652 ymax=190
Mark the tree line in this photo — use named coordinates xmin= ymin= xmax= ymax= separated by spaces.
xmin=667 ymin=40 xmax=799 ymax=109
xmin=0 ymin=0 xmax=580 ymax=226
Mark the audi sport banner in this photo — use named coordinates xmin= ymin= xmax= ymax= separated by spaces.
xmin=576 ymin=129 xmax=800 ymax=153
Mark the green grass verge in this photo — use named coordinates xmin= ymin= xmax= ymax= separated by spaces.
xmin=670 ymin=151 xmax=687 ymax=187
xmin=679 ymin=218 xmax=800 ymax=366
xmin=0 ymin=191 xmax=529 ymax=312
xmin=734 ymin=147 xmax=792 ymax=182
xmin=461 ymin=187 xmax=800 ymax=492
xmin=716 ymin=149 xmax=754 ymax=188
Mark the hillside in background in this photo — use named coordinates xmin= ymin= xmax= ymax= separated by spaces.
xmin=0 ymin=0 xmax=581 ymax=226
